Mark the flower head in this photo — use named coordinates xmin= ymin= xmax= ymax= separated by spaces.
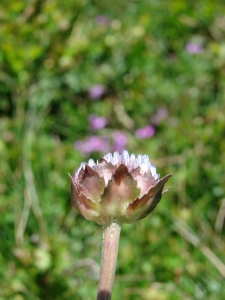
xmin=151 ymin=108 xmax=168 ymax=125
xmin=74 ymin=136 xmax=110 ymax=155
xmin=88 ymin=114 xmax=108 ymax=130
xmin=135 ymin=125 xmax=155 ymax=139
xmin=88 ymin=84 xmax=106 ymax=100
xmin=95 ymin=15 xmax=110 ymax=25
xmin=112 ymin=131 xmax=128 ymax=152
xmin=185 ymin=43 xmax=204 ymax=54
xmin=70 ymin=151 xmax=171 ymax=225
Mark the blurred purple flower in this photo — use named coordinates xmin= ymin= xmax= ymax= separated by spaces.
xmin=135 ymin=125 xmax=155 ymax=139
xmin=151 ymin=108 xmax=168 ymax=125
xmin=112 ymin=130 xmax=128 ymax=152
xmin=185 ymin=43 xmax=203 ymax=54
xmin=95 ymin=15 xmax=109 ymax=25
xmin=89 ymin=84 xmax=105 ymax=100
xmin=88 ymin=114 xmax=108 ymax=130
xmin=74 ymin=136 xmax=110 ymax=155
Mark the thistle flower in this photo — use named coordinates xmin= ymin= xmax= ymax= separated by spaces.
xmin=70 ymin=150 xmax=171 ymax=225
xmin=70 ymin=150 xmax=171 ymax=300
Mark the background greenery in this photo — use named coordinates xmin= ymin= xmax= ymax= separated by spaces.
xmin=0 ymin=0 xmax=225 ymax=299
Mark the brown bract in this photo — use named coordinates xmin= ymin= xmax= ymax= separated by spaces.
xmin=70 ymin=151 xmax=172 ymax=225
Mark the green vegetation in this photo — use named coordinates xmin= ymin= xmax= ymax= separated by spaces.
xmin=0 ymin=0 xmax=225 ymax=299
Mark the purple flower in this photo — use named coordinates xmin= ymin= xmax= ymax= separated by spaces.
xmin=74 ymin=136 xmax=110 ymax=155
xmin=112 ymin=131 xmax=128 ymax=152
xmin=95 ymin=15 xmax=109 ymax=25
xmin=88 ymin=84 xmax=106 ymax=100
xmin=185 ymin=43 xmax=203 ymax=54
xmin=89 ymin=114 xmax=108 ymax=130
xmin=135 ymin=125 xmax=155 ymax=139
xmin=151 ymin=108 xmax=168 ymax=125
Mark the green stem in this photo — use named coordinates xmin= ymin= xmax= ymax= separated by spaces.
xmin=96 ymin=219 xmax=121 ymax=300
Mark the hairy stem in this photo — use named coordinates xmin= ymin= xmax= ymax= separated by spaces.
xmin=96 ymin=219 xmax=121 ymax=300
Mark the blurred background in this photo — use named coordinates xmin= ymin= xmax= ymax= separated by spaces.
xmin=0 ymin=0 xmax=225 ymax=299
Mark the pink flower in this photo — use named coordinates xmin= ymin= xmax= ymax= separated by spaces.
xmin=135 ymin=125 xmax=155 ymax=139
xmin=74 ymin=136 xmax=110 ymax=155
xmin=112 ymin=131 xmax=128 ymax=152
xmin=70 ymin=150 xmax=172 ymax=225
xmin=89 ymin=84 xmax=106 ymax=100
xmin=89 ymin=115 xmax=108 ymax=130
xmin=151 ymin=108 xmax=168 ymax=125
xmin=95 ymin=15 xmax=110 ymax=25
xmin=185 ymin=43 xmax=203 ymax=54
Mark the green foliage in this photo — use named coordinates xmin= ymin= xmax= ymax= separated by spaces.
xmin=0 ymin=0 xmax=225 ymax=299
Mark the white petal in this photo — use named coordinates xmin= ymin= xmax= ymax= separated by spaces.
xmin=88 ymin=159 xmax=96 ymax=168
xmin=130 ymin=153 xmax=137 ymax=169
xmin=142 ymin=155 xmax=150 ymax=165
xmin=112 ymin=151 xmax=120 ymax=166
xmin=140 ymin=163 xmax=149 ymax=174
xmin=103 ymin=153 xmax=112 ymax=163
xmin=137 ymin=154 xmax=143 ymax=166
xmin=150 ymin=163 xmax=159 ymax=180
xmin=121 ymin=150 xmax=130 ymax=167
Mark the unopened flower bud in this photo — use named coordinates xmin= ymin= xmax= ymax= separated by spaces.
xmin=70 ymin=150 xmax=172 ymax=225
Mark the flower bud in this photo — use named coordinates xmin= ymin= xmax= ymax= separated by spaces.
xmin=70 ymin=151 xmax=172 ymax=225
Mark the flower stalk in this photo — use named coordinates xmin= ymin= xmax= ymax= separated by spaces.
xmin=70 ymin=150 xmax=172 ymax=299
xmin=97 ymin=219 xmax=121 ymax=300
